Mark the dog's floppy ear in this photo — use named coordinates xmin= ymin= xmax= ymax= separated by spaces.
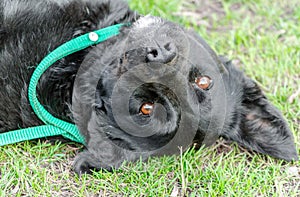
xmin=221 ymin=59 xmax=298 ymax=161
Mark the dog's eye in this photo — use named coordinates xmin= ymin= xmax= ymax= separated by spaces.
xmin=195 ymin=76 xmax=213 ymax=90
xmin=140 ymin=103 xmax=154 ymax=115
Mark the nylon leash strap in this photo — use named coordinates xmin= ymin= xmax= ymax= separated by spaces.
xmin=0 ymin=24 xmax=125 ymax=146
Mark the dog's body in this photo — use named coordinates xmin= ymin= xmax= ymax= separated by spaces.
xmin=0 ymin=0 xmax=298 ymax=174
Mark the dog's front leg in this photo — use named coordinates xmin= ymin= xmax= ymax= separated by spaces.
xmin=73 ymin=141 xmax=126 ymax=175
xmin=73 ymin=138 xmax=146 ymax=175
xmin=73 ymin=110 xmax=148 ymax=175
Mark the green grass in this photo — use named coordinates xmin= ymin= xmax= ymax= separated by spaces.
xmin=1 ymin=0 xmax=299 ymax=196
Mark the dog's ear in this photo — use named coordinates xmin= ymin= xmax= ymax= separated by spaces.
xmin=221 ymin=59 xmax=298 ymax=161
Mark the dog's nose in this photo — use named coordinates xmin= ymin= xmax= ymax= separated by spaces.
xmin=146 ymin=42 xmax=176 ymax=63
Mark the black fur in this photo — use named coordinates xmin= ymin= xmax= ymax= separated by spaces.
xmin=0 ymin=0 xmax=298 ymax=175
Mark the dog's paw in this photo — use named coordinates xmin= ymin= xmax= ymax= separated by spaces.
xmin=73 ymin=150 xmax=112 ymax=175
xmin=73 ymin=151 xmax=96 ymax=175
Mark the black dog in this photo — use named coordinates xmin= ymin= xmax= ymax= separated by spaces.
xmin=0 ymin=0 xmax=298 ymax=174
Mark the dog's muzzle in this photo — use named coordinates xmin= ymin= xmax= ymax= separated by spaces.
xmin=145 ymin=41 xmax=177 ymax=64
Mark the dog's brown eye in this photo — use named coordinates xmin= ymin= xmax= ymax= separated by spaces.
xmin=140 ymin=103 xmax=154 ymax=115
xmin=195 ymin=76 xmax=212 ymax=90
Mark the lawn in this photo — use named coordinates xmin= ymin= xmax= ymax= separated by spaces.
xmin=1 ymin=0 xmax=299 ymax=196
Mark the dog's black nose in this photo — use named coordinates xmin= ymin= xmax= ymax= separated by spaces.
xmin=146 ymin=42 xmax=176 ymax=63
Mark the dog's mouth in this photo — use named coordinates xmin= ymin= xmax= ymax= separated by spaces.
xmin=129 ymin=83 xmax=181 ymax=133
xmin=95 ymin=81 xmax=182 ymax=151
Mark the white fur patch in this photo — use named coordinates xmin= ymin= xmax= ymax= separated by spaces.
xmin=133 ymin=15 xmax=163 ymax=28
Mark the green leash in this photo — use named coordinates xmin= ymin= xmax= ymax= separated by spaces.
xmin=0 ymin=24 xmax=126 ymax=146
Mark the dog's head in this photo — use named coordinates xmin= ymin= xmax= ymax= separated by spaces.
xmin=72 ymin=15 xmax=298 ymax=172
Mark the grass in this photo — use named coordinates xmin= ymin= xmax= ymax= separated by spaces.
xmin=1 ymin=0 xmax=299 ymax=196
